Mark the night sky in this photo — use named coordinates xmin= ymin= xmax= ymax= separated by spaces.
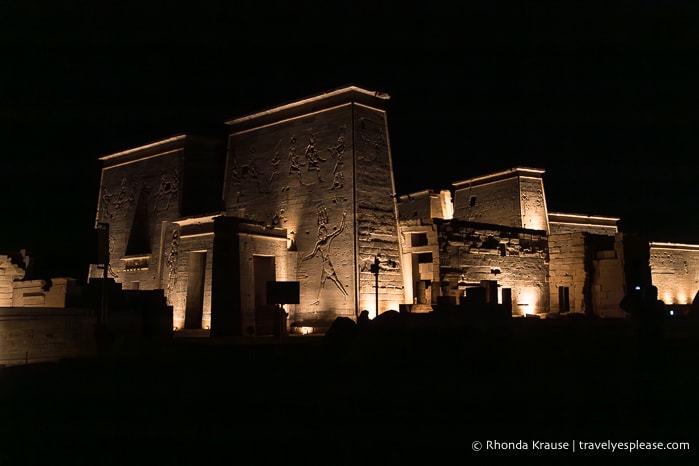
xmin=2 ymin=1 xmax=698 ymax=282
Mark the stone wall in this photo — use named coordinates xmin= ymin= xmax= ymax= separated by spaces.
xmin=354 ymin=104 xmax=403 ymax=315
xmin=171 ymin=226 xmax=215 ymax=330
xmin=549 ymin=232 xmax=625 ymax=317
xmin=0 ymin=256 xmax=25 ymax=306
xmin=549 ymin=232 xmax=587 ymax=314
xmin=436 ymin=220 xmax=549 ymax=315
xmin=452 ymin=168 xmax=548 ymax=231
xmin=592 ymin=246 xmax=626 ymax=318
xmin=12 ymin=278 xmax=80 ymax=308
xmin=224 ymin=93 xmax=402 ymax=324
xmin=0 ymin=308 xmax=96 ymax=366
xmin=89 ymin=145 xmax=184 ymax=292
xmin=1 ymin=254 xmax=81 ymax=309
xmin=650 ymin=243 xmax=699 ymax=306
xmin=454 ymin=177 xmax=521 ymax=226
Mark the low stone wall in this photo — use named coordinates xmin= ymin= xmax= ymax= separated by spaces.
xmin=0 ymin=308 xmax=97 ymax=366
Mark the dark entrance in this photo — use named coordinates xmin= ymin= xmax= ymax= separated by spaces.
xmin=184 ymin=251 xmax=206 ymax=329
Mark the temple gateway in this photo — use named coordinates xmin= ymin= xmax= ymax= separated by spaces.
xmin=87 ymin=85 xmax=699 ymax=336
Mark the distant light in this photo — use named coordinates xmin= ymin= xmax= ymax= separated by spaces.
xmin=635 ymin=286 xmax=641 ymax=291
xmin=669 ymin=310 xmax=675 ymax=316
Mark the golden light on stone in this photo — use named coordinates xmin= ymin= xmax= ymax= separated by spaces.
xmin=515 ymin=287 xmax=540 ymax=316
xmin=79 ymin=85 xmax=699 ymax=339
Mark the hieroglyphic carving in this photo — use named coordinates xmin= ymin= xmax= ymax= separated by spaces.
xmin=521 ymin=189 xmax=544 ymax=212
xmin=241 ymin=147 xmax=260 ymax=181
xmin=153 ymin=169 xmax=179 ymax=212
xmin=240 ymin=147 xmax=263 ymax=193
xmin=270 ymin=208 xmax=288 ymax=227
xmin=359 ymin=117 xmax=385 ymax=159
xmin=327 ymin=132 xmax=346 ymax=191
xmin=165 ymin=229 xmax=179 ymax=296
xmin=287 ymin=134 xmax=308 ymax=186
xmin=108 ymin=233 xmax=119 ymax=278
xmin=267 ymin=140 xmax=281 ymax=194
xmin=331 ymin=194 xmax=349 ymax=205
xmin=304 ymin=133 xmax=326 ymax=182
xmin=302 ymin=208 xmax=348 ymax=304
xmin=101 ymin=177 xmax=136 ymax=220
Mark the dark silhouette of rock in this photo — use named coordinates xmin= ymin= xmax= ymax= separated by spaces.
xmin=371 ymin=310 xmax=403 ymax=335
xmin=323 ymin=316 xmax=358 ymax=353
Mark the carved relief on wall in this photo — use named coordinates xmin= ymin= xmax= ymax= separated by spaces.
xmin=521 ymin=188 xmax=544 ymax=215
xmin=301 ymin=207 xmax=348 ymax=305
xmin=287 ymin=134 xmax=308 ymax=187
xmin=108 ymin=233 xmax=119 ymax=278
xmin=229 ymin=126 xmax=352 ymax=205
xmin=102 ymin=168 xmax=180 ymax=221
xmin=101 ymin=177 xmax=136 ymax=220
xmin=165 ymin=229 xmax=179 ymax=297
xmin=267 ymin=140 xmax=282 ymax=195
xmin=153 ymin=169 xmax=179 ymax=212
xmin=304 ymin=133 xmax=326 ymax=182
xmin=270 ymin=208 xmax=288 ymax=228
xmin=327 ymin=132 xmax=346 ymax=191
xmin=359 ymin=116 xmax=385 ymax=160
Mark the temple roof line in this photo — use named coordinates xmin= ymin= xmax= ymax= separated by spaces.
xmin=224 ymin=85 xmax=389 ymax=126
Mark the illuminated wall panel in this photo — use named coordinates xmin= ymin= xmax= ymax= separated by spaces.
xmin=88 ymin=139 xmax=185 ymax=294
xmin=650 ymin=243 xmax=699 ymax=306
xmin=452 ymin=168 xmax=548 ymax=231
xmin=222 ymin=88 xmax=403 ymax=327
xmin=433 ymin=219 xmax=549 ymax=315
xmin=89 ymin=136 xmax=221 ymax=331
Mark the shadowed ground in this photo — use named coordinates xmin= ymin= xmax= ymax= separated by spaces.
xmin=0 ymin=316 xmax=697 ymax=465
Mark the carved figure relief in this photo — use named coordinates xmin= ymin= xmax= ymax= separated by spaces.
xmin=287 ymin=135 xmax=308 ymax=186
xmin=166 ymin=229 xmax=179 ymax=296
xmin=302 ymin=208 xmax=348 ymax=304
xmin=359 ymin=117 xmax=385 ymax=158
xmin=101 ymin=177 xmax=136 ymax=220
xmin=267 ymin=140 xmax=281 ymax=194
xmin=327 ymin=133 xmax=346 ymax=191
xmin=304 ymin=133 xmax=326 ymax=182
xmin=108 ymin=233 xmax=119 ymax=278
xmin=240 ymin=147 xmax=260 ymax=181
xmin=153 ymin=169 xmax=179 ymax=212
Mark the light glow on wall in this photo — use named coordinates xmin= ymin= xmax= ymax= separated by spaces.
xmin=662 ymin=290 xmax=690 ymax=305
xmin=358 ymin=295 xmax=402 ymax=319
xmin=173 ymin=317 xmax=184 ymax=331
xmin=514 ymin=287 xmax=540 ymax=316
xmin=440 ymin=190 xmax=454 ymax=220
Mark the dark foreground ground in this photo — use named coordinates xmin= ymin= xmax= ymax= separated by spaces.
xmin=1 ymin=316 xmax=698 ymax=465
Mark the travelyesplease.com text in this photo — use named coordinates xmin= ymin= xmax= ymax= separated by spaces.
xmin=471 ymin=439 xmax=690 ymax=453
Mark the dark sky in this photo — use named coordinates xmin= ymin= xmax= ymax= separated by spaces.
xmin=2 ymin=1 xmax=698 ymax=281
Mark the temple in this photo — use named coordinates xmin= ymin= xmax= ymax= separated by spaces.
xmin=86 ymin=85 xmax=699 ymax=335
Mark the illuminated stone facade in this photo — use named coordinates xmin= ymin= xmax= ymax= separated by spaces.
xmin=87 ymin=86 xmax=697 ymax=333
xmin=89 ymin=87 xmax=403 ymax=334
xmin=87 ymin=135 xmax=222 ymax=330
xmin=397 ymin=169 xmax=628 ymax=317
xmin=649 ymin=242 xmax=699 ymax=310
